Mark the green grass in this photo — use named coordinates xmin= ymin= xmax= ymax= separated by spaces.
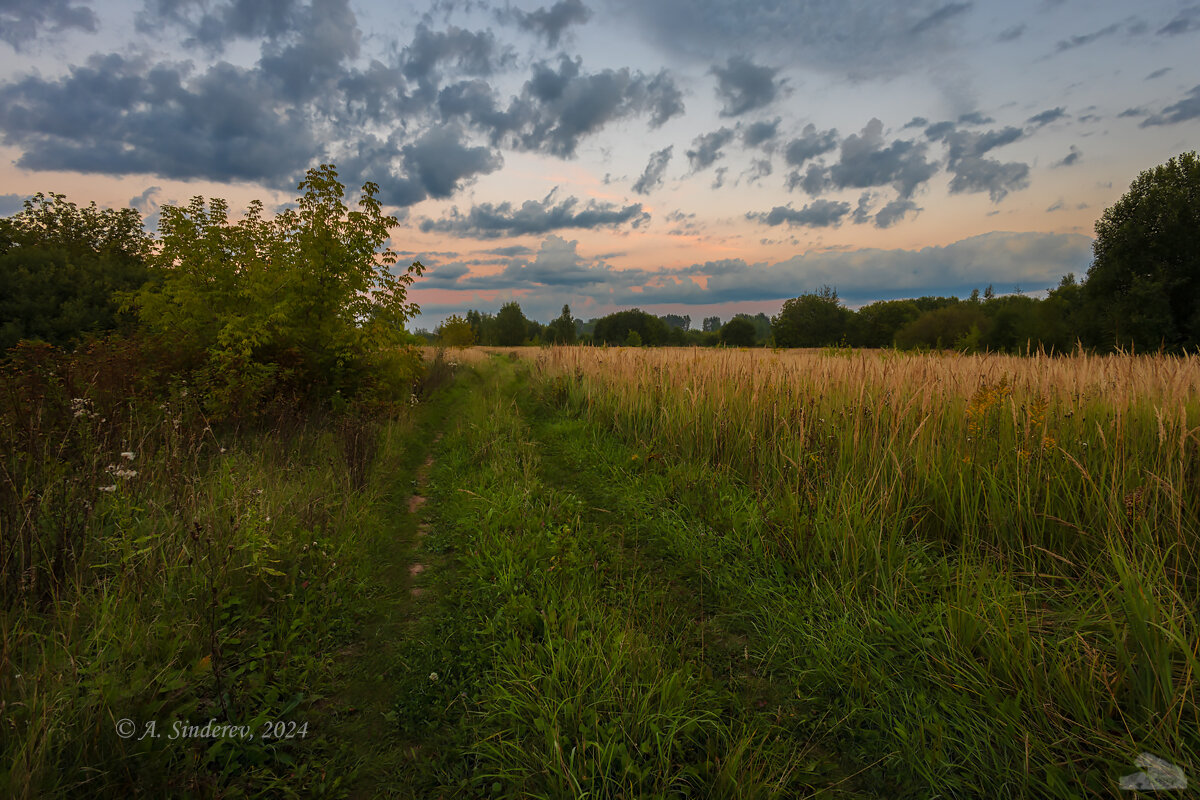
xmin=6 ymin=348 xmax=1197 ymax=797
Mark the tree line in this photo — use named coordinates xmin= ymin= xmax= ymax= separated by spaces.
xmin=427 ymin=151 xmax=1199 ymax=354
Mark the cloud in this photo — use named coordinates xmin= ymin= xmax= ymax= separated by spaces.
xmin=783 ymin=124 xmax=839 ymax=167
xmin=418 ymin=191 xmax=649 ymax=238
xmin=0 ymin=194 xmax=26 ymax=216
xmin=420 ymin=261 xmax=473 ymax=287
xmin=136 ymin=0 xmax=302 ymax=49
xmin=633 ymin=146 xmax=672 ymax=194
xmin=1118 ymin=107 xmax=1146 ymax=118
xmin=1 ymin=0 xmax=98 ymax=50
xmin=1026 ymin=107 xmax=1066 ymax=126
xmin=1053 ymin=145 xmax=1081 ymax=168
xmin=929 ymin=123 xmax=1028 ymax=202
xmin=490 ymin=56 xmax=685 ymax=157
xmin=1054 ymin=22 xmax=1119 ymax=53
xmin=416 ymin=232 xmax=1093 ymax=320
xmin=614 ymin=231 xmax=1093 ymax=306
xmin=787 ymin=162 xmax=830 ymax=195
xmin=1141 ymin=84 xmax=1200 ymax=126
xmin=957 ymin=111 xmax=993 ymax=125
xmin=711 ymin=56 xmax=783 ymax=117
xmin=874 ymin=197 xmax=920 ymax=228
xmin=741 ymin=117 xmax=781 ymax=148
xmin=948 ymin=157 xmax=1029 ymax=201
xmin=129 ymin=185 xmax=161 ymax=214
xmin=506 ymin=0 xmax=591 ymax=46
xmin=401 ymin=24 xmax=507 ymax=87
xmin=748 ymin=199 xmax=852 ymax=228
xmin=828 ymin=118 xmax=936 ymax=198
xmin=484 ymin=245 xmax=535 ymax=256
xmin=686 ymin=127 xmax=735 ymax=171
xmin=1158 ymin=6 xmax=1200 ymax=36
xmin=908 ymin=2 xmax=972 ymax=36
xmin=611 ymin=0 xmax=977 ymax=77
xmin=1146 ymin=67 xmax=1170 ymax=80
xmin=997 ymin=23 xmax=1025 ymax=41
xmin=0 ymin=54 xmax=320 ymax=186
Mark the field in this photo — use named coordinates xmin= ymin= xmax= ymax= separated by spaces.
xmin=3 ymin=344 xmax=1198 ymax=797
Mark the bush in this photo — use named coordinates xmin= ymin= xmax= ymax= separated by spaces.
xmin=130 ymin=164 xmax=424 ymax=414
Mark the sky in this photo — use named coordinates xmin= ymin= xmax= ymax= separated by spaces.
xmin=1 ymin=0 xmax=1198 ymax=327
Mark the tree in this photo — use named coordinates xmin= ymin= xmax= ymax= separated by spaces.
xmin=772 ymin=286 xmax=850 ymax=347
xmin=720 ymin=317 xmax=757 ymax=346
xmin=495 ymin=302 xmax=528 ymax=346
xmin=1 ymin=193 xmax=150 ymax=350
xmin=437 ymin=314 xmax=475 ymax=347
xmin=894 ymin=305 xmax=989 ymax=351
xmin=701 ymin=316 xmax=722 ymax=333
xmin=546 ymin=304 xmax=578 ymax=344
xmin=661 ymin=313 xmax=691 ymax=331
xmin=1085 ymin=151 xmax=1200 ymax=351
xmin=593 ymin=309 xmax=668 ymax=346
xmin=849 ymin=300 xmax=920 ymax=348
xmin=131 ymin=164 xmax=424 ymax=410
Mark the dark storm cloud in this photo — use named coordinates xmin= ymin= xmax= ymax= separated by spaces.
xmin=505 ymin=0 xmax=592 ymax=46
xmin=741 ymin=118 xmax=781 ymax=148
xmin=908 ymin=2 xmax=972 ymax=36
xmin=783 ymin=124 xmax=839 ymax=167
xmin=1158 ymin=6 xmax=1200 ymax=36
xmin=828 ymin=119 xmax=936 ymax=199
xmin=1026 ymin=107 xmax=1066 ymax=126
xmin=711 ymin=56 xmax=783 ymax=117
xmin=418 ymin=192 xmax=649 ymax=238
xmin=610 ymin=0 xmax=975 ymax=77
xmin=686 ymin=127 xmax=735 ymax=171
xmin=748 ymin=199 xmax=851 ymax=228
xmin=902 ymin=116 xmax=928 ymax=129
xmin=632 ymin=146 xmax=672 ymax=194
xmin=1141 ymin=84 xmax=1200 ymax=126
xmin=1 ymin=0 xmax=97 ymax=49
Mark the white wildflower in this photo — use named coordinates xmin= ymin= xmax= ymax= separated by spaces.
xmin=120 ymin=451 xmax=135 ymax=460
xmin=99 ymin=485 xmax=117 ymax=493
xmin=429 ymin=672 xmax=439 ymax=682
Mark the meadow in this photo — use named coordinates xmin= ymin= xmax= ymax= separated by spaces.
xmin=2 ymin=343 xmax=1197 ymax=797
